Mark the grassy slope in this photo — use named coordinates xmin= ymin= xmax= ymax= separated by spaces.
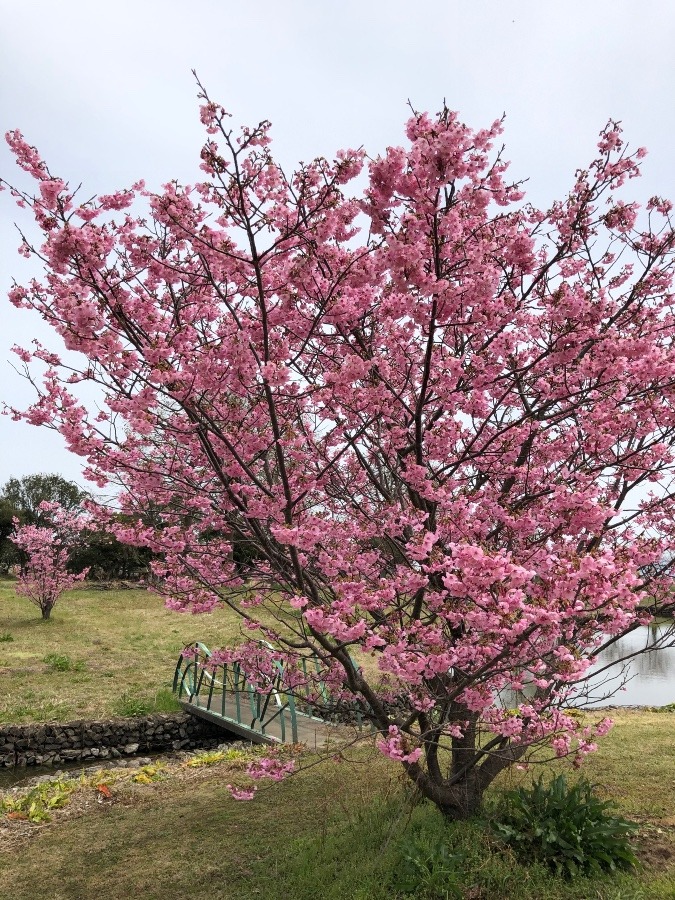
xmin=0 ymin=579 xmax=674 ymax=898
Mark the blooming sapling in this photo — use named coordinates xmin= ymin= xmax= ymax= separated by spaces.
xmin=11 ymin=502 xmax=88 ymax=619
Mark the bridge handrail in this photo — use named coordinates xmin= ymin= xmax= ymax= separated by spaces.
xmin=173 ymin=641 xmax=331 ymax=743
xmin=173 ymin=640 xmax=370 ymax=742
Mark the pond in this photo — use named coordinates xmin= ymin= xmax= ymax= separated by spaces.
xmin=497 ymin=621 xmax=675 ymax=711
xmin=581 ymin=621 xmax=675 ymax=708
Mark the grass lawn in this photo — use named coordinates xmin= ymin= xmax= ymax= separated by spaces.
xmin=0 ymin=577 xmax=244 ymax=722
xmin=0 ymin=577 xmax=674 ymax=898
xmin=0 ymin=721 xmax=673 ymax=900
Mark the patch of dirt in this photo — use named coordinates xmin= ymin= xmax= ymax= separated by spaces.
xmin=632 ymin=820 xmax=675 ymax=871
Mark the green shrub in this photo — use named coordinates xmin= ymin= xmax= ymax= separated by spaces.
xmin=493 ymin=774 xmax=638 ymax=878
xmin=0 ymin=632 xmax=13 ymax=642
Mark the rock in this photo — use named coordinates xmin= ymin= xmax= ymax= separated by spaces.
xmin=123 ymin=743 xmax=139 ymax=754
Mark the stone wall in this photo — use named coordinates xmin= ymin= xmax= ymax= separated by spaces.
xmin=0 ymin=712 xmax=231 ymax=768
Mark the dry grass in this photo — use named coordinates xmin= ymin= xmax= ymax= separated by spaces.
xmin=0 ymin=577 xmax=379 ymax=723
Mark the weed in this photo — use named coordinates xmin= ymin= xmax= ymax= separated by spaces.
xmin=493 ymin=774 xmax=638 ymax=878
xmin=0 ymin=632 xmax=14 ymax=643
xmin=1 ymin=777 xmax=76 ymax=823
xmin=393 ymin=829 xmax=465 ymax=898
xmin=221 ymin=747 xmax=250 ymax=762
xmin=113 ymin=693 xmax=152 ymax=716
xmin=183 ymin=748 xmax=250 ymax=768
xmin=185 ymin=749 xmax=227 ymax=767
xmin=112 ymin=687 xmax=181 ymax=717
xmin=43 ymin=653 xmax=86 ymax=673
xmin=131 ymin=764 xmax=166 ymax=784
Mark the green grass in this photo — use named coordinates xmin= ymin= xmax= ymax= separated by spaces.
xmin=0 ymin=737 xmax=673 ymax=899
xmin=43 ymin=652 xmax=87 ymax=672
xmin=0 ymin=578 xmax=245 ymax=723
xmin=112 ymin=687 xmax=181 ymax=716
xmin=0 ymin=576 xmax=673 ymax=897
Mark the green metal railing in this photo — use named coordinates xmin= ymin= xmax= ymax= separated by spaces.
xmin=172 ymin=642 xmax=328 ymax=743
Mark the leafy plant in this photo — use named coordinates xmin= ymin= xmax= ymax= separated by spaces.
xmin=1 ymin=777 xmax=76 ymax=823
xmin=493 ymin=774 xmax=638 ymax=878
xmin=393 ymin=829 xmax=465 ymax=898
xmin=0 ymin=632 xmax=13 ymax=642
xmin=184 ymin=747 xmax=251 ymax=768
xmin=131 ymin=764 xmax=166 ymax=784
xmin=185 ymin=749 xmax=227 ymax=768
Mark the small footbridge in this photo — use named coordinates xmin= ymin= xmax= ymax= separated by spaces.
xmin=173 ymin=642 xmax=364 ymax=747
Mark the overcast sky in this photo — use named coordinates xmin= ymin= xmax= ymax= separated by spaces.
xmin=1 ymin=0 xmax=674 ymax=490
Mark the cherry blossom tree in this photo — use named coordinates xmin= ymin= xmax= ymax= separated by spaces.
xmin=3 ymin=83 xmax=675 ymax=816
xmin=10 ymin=502 xmax=88 ymax=619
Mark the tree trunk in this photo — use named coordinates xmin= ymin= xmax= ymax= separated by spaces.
xmin=41 ymin=606 xmax=52 ymax=620
xmin=404 ymin=711 xmax=529 ymax=820
xmin=437 ymin=775 xmax=485 ymax=820
xmin=404 ymin=760 xmax=486 ymax=820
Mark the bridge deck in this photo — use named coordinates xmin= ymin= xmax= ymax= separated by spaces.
xmin=181 ymin=692 xmax=352 ymax=748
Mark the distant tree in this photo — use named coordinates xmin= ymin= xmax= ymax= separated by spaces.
xmin=10 ymin=502 xmax=89 ymax=619
xmin=0 ymin=498 xmax=20 ymax=574
xmin=0 ymin=474 xmax=90 ymax=575
xmin=0 ymin=474 xmax=89 ymax=526
xmin=68 ymin=527 xmax=152 ymax=581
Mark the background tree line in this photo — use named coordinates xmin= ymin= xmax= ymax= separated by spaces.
xmin=0 ymin=474 xmax=152 ymax=581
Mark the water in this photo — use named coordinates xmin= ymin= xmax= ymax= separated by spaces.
xmin=581 ymin=621 xmax=675 ymax=708
xmin=495 ymin=622 xmax=675 ymax=711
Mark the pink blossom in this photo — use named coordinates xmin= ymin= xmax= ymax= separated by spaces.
xmin=377 ymin=726 xmax=423 ymax=764
xmin=226 ymin=784 xmax=256 ymax=800
xmin=38 ymin=179 xmax=66 ymax=210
